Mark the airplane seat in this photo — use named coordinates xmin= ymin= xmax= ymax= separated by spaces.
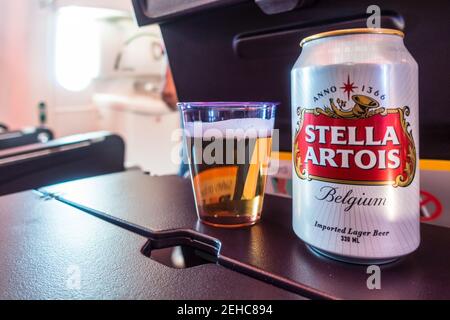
xmin=132 ymin=0 xmax=450 ymax=159
xmin=0 ymin=131 xmax=125 ymax=196
xmin=0 ymin=123 xmax=8 ymax=133
xmin=0 ymin=127 xmax=54 ymax=150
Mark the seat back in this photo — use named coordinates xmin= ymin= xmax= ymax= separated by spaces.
xmin=0 ymin=127 xmax=54 ymax=150
xmin=0 ymin=131 xmax=125 ymax=195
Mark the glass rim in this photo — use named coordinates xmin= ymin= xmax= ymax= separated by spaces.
xmin=178 ymin=101 xmax=279 ymax=111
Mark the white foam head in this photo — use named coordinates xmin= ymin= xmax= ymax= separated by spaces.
xmin=184 ymin=118 xmax=274 ymax=139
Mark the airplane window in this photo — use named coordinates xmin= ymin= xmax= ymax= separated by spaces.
xmin=54 ymin=6 xmax=125 ymax=92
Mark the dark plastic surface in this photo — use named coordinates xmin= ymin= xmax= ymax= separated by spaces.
xmin=41 ymin=171 xmax=450 ymax=299
xmin=255 ymin=0 xmax=314 ymax=15
xmin=134 ymin=0 xmax=450 ymax=157
xmin=0 ymin=191 xmax=302 ymax=300
xmin=0 ymin=127 xmax=54 ymax=150
xmin=132 ymin=0 xmax=244 ymax=25
xmin=0 ymin=131 xmax=125 ymax=196
xmin=0 ymin=123 xmax=9 ymax=132
xmin=132 ymin=0 xmax=314 ymax=24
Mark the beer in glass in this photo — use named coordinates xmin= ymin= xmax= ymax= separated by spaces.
xmin=179 ymin=102 xmax=277 ymax=228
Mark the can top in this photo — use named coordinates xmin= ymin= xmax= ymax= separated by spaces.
xmin=300 ymin=28 xmax=405 ymax=47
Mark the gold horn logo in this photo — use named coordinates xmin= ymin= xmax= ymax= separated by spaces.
xmin=351 ymin=95 xmax=380 ymax=116
xmin=323 ymin=94 xmax=386 ymax=119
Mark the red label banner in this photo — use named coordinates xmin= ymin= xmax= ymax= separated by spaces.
xmin=294 ymin=96 xmax=416 ymax=187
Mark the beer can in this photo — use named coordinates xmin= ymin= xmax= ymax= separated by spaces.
xmin=291 ymin=28 xmax=420 ymax=264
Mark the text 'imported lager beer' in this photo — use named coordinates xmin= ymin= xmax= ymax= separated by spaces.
xmin=291 ymin=29 xmax=420 ymax=264
xmin=179 ymin=102 xmax=277 ymax=228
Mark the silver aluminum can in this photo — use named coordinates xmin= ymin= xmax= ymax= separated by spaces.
xmin=291 ymin=28 xmax=420 ymax=264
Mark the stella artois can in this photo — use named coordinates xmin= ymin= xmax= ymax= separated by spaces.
xmin=291 ymin=28 xmax=420 ymax=264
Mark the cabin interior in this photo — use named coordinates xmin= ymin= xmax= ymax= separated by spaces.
xmin=0 ymin=0 xmax=449 ymax=301
xmin=1 ymin=0 xmax=178 ymax=176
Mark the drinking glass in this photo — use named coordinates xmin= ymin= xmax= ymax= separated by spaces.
xmin=178 ymin=102 xmax=277 ymax=228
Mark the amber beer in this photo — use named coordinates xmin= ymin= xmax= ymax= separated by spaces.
xmin=185 ymin=119 xmax=273 ymax=227
xmin=292 ymin=29 xmax=420 ymax=263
